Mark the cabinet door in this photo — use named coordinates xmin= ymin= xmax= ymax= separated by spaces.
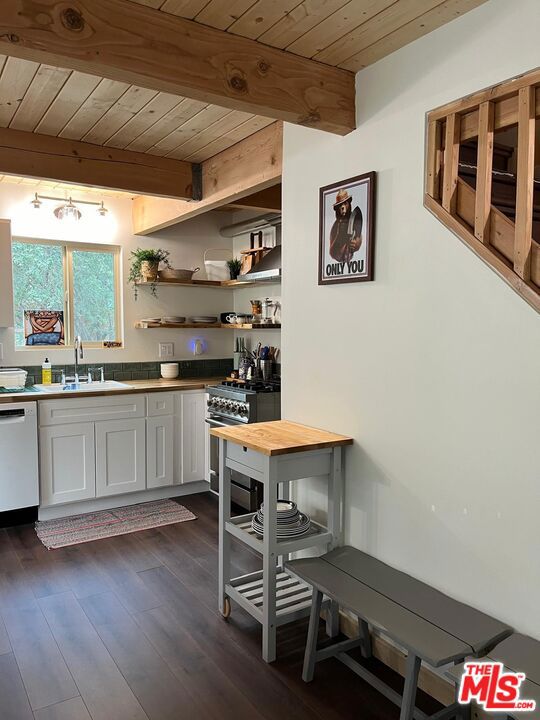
xmin=95 ymin=418 xmax=145 ymax=497
xmin=146 ymin=415 xmax=174 ymax=489
xmin=181 ymin=391 xmax=206 ymax=484
xmin=40 ymin=423 xmax=96 ymax=506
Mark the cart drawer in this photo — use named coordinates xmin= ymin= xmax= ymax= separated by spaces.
xmin=226 ymin=441 xmax=266 ymax=473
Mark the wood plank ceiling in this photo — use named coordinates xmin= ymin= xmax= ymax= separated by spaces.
xmin=0 ymin=54 xmax=274 ymax=164
xmin=0 ymin=0 xmax=487 ymax=196
xmin=128 ymin=0 xmax=488 ymax=71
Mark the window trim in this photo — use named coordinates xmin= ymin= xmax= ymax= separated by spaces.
xmin=12 ymin=236 xmax=123 ymax=349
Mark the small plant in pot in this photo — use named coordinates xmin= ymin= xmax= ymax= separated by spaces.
xmin=227 ymin=257 xmax=242 ymax=280
xmin=128 ymin=248 xmax=171 ymax=299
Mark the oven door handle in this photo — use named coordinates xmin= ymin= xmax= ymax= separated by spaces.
xmin=205 ymin=417 xmax=237 ymax=428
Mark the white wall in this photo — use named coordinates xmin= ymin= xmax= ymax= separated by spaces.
xmin=282 ymin=0 xmax=540 ymax=637
xmin=0 ymin=183 xmax=235 ymax=365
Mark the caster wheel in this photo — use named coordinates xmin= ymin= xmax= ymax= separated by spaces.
xmin=221 ymin=597 xmax=231 ymax=619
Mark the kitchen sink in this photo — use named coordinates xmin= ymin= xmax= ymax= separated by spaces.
xmin=33 ymin=380 xmax=132 ymax=393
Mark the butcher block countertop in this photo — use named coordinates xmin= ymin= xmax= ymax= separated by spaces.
xmin=0 ymin=378 xmax=222 ymax=403
xmin=210 ymin=420 xmax=353 ymax=456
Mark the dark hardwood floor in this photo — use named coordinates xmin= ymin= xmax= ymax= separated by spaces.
xmin=0 ymin=492 xmax=440 ymax=720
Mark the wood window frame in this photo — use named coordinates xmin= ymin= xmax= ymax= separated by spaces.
xmin=13 ymin=236 xmax=123 ymax=348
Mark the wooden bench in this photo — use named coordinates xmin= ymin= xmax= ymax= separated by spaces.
xmin=286 ymin=546 xmax=512 ymax=720
xmin=447 ymin=634 xmax=540 ymax=719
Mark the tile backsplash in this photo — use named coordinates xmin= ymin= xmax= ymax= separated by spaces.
xmin=2 ymin=359 xmax=234 ymax=386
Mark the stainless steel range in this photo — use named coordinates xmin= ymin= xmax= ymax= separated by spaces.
xmin=205 ymin=379 xmax=281 ymax=511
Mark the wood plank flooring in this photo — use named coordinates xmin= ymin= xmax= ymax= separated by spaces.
xmin=0 ymin=492 xmax=441 ymax=720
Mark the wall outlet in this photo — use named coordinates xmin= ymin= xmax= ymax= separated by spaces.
xmin=158 ymin=342 xmax=174 ymax=359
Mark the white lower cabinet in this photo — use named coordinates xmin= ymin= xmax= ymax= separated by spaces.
xmin=39 ymin=390 xmax=207 ymax=508
xmin=95 ymin=418 xmax=146 ymax=497
xmin=40 ymin=423 xmax=96 ymax=506
xmin=180 ymin=390 xmax=206 ymax=484
xmin=146 ymin=414 xmax=174 ymax=488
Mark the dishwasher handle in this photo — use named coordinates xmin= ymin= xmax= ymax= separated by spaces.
xmin=0 ymin=408 xmax=26 ymax=422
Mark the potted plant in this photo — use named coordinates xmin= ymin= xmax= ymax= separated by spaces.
xmin=128 ymin=247 xmax=171 ymax=299
xmin=227 ymin=257 xmax=242 ymax=280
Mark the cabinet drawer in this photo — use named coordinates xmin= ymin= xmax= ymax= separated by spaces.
xmin=39 ymin=394 xmax=145 ymax=426
xmin=146 ymin=392 xmax=174 ymax=417
xmin=226 ymin=441 xmax=266 ymax=474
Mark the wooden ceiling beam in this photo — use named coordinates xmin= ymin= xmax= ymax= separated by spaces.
xmin=225 ymin=185 xmax=281 ymax=212
xmin=0 ymin=0 xmax=356 ymax=136
xmin=0 ymin=127 xmax=194 ymax=199
xmin=133 ymin=122 xmax=282 ymax=234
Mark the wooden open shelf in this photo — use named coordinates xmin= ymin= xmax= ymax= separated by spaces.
xmin=135 ymin=278 xmax=280 ymax=289
xmin=135 ymin=321 xmax=281 ymax=330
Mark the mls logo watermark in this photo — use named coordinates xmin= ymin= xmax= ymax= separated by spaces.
xmin=458 ymin=662 xmax=536 ymax=712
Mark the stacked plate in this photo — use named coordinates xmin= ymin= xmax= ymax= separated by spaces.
xmin=191 ymin=316 xmax=218 ymax=323
xmin=251 ymin=500 xmax=311 ymax=538
xmin=161 ymin=316 xmax=185 ymax=324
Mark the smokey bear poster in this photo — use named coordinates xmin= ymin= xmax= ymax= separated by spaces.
xmin=319 ymin=172 xmax=376 ymax=285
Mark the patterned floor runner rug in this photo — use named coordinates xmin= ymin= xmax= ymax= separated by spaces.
xmin=35 ymin=499 xmax=196 ymax=549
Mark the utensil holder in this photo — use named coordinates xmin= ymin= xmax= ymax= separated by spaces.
xmin=260 ymin=359 xmax=273 ymax=381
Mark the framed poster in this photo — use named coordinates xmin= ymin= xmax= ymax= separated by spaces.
xmin=24 ymin=310 xmax=65 ymax=346
xmin=319 ymin=171 xmax=376 ymax=285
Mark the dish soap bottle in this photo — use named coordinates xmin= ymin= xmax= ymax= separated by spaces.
xmin=41 ymin=357 xmax=52 ymax=385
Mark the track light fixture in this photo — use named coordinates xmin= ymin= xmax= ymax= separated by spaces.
xmin=29 ymin=193 xmax=109 ymax=220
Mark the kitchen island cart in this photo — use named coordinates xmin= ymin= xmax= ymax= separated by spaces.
xmin=210 ymin=419 xmax=353 ymax=662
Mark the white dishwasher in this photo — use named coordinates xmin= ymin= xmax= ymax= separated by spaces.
xmin=0 ymin=402 xmax=39 ymax=511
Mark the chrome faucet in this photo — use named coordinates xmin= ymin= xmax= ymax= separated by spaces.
xmin=62 ymin=336 xmax=86 ymax=386
xmin=74 ymin=335 xmax=84 ymax=383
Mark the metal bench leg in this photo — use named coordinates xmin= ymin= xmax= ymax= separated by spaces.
xmin=358 ymin=618 xmax=372 ymax=658
xmin=400 ymin=652 xmax=421 ymax=720
xmin=302 ymin=588 xmax=323 ymax=682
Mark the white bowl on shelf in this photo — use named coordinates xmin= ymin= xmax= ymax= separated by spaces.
xmin=160 ymin=363 xmax=179 ymax=379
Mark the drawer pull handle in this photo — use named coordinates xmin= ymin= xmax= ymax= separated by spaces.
xmin=243 ymin=446 xmax=248 ymax=452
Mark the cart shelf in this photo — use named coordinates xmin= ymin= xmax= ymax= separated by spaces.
xmin=227 ymin=568 xmax=327 ymax=627
xmin=226 ymin=513 xmax=333 ymax=555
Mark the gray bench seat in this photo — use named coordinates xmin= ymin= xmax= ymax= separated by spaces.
xmin=323 ymin=547 xmax=511 ymax=655
xmin=287 ymin=546 xmax=512 ymax=720
xmin=447 ymin=634 xmax=540 ymax=719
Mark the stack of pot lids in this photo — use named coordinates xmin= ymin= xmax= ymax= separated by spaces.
xmin=251 ymin=500 xmax=311 ymax=538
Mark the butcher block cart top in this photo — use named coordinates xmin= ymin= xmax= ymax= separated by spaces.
xmin=210 ymin=419 xmax=353 ymax=455
xmin=210 ymin=420 xmax=353 ymax=663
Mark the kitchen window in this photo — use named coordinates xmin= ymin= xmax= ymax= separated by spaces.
xmin=12 ymin=238 xmax=122 ymax=348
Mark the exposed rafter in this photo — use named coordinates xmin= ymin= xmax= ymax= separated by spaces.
xmin=0 ymin=127 xmax=194 ymax=198
xmin=0 ymin=0 xmax=356 ymax=136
